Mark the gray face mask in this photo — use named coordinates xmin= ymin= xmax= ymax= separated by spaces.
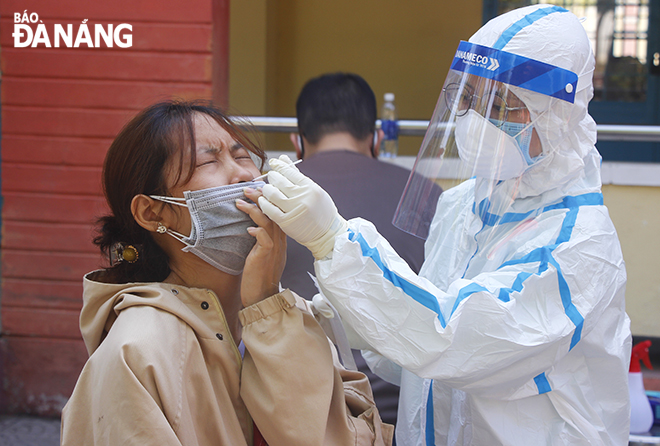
xmin=151 ymin=181 xmax=265 ymax=275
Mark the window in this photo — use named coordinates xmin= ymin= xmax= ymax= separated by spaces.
xmin=483 ymin=0 xmax=660 ymax=162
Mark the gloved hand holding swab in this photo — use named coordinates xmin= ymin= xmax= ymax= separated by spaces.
xmin=252 ymin=158 xmax=302 ymax=182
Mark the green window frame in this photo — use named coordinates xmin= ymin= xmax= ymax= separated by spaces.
xmin=483 ymin=0 xmax=660 ymax=162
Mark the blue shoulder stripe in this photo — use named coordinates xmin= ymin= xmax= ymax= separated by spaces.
xmin=349 ymin=191 xmax=599 ymax=397
xmin=463 ymin=192 xmax=601 ymax=395
xmin=497 ymin=204 xmax=586 ymax=350
xmin=348 ymin=230 xmax=448 ymax=328
xmin=474 ymin=192 xmax=603 ymax=226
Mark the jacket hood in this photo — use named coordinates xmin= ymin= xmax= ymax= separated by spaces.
xmin=80 ymin=270 xmax=218 ymax=356
xmin=469 ymin=5 xmax=602 ymax=208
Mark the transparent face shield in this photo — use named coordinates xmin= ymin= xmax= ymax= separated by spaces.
xmin=393 ymin=41 xmax=578 ymax=239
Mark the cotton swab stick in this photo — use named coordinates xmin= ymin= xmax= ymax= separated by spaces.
xmin=252 ymin=159 xmax=302 ymax=182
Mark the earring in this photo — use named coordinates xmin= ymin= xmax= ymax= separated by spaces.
xmin=111 ymin=242 xmax=141 ymax=265
xmin=156 ymin=222 xmax=167 ymax=234
xmin=121 ymin=245 xmax=139 ymax=263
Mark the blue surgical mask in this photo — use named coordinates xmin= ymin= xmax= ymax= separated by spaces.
xmin=489 ymin=119 xmax=535 ymax=165
xmin=455 ymin=110 xmax=527 ymax=181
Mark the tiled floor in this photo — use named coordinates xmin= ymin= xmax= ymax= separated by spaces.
xmin=0 ymin=415 xmax=60 ymax=446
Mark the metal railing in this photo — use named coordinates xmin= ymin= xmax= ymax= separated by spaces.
xmin=234 ymin=116 xmax=660 ymax=142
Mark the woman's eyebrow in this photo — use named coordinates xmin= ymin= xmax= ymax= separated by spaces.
xmin=199 ymin=145 xmax=221 ymax=155
xmin=229 ymin=142 xmax=246 ymax=153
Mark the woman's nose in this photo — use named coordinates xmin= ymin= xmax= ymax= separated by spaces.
xmin=228 ymin=160 xmax=256 ymax=184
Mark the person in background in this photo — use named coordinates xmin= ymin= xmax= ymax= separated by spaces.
xmin=60 ymin=100 xmax=393 ymax=446
xmin=280 ymin=73 xmax=437 ymax=432
xmin=253 ymin=5 xmax=631 ymax=445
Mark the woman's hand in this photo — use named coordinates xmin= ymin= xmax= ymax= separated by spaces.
xmin=236 ymin=188 xmax=287 ymax=307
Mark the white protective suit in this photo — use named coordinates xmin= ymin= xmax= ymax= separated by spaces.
xmin=301 ymin=6 xmax=632 ymax=446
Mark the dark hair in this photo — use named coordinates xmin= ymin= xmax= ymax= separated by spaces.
xmin=94 ymin=100 xmax=266 ymax=283
xmin=296 ymin=72 xmax=377 ymax=144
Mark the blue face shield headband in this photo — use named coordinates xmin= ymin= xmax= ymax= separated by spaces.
xmin=450 ymin=41 xmax=578 ymax=103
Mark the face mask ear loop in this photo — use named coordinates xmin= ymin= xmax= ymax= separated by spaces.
xmin=149 ymin=195 xmax=191 ymax=244
xmin=511 ymin=107 xmax=547 ymax=139
xmin=163 ymin=228 xmax=190 ymax=245
xmin=149 ymin=195 xmax=188 ymax=207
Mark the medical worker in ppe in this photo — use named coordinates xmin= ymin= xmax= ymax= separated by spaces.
xmin=247 ymin=4 xmax=632 ymax=446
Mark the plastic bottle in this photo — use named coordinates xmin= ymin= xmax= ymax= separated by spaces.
xmin=629 ymin=340 xmax=654 ymax=434
xmin=380 ymin=93 xmax=399 ymax=158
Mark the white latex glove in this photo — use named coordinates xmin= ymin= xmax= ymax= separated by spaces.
xmin=258 ymin=155 xmax=348 ymax=259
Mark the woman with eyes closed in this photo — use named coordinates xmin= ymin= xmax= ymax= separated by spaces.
xmin=60 ymin=100 xmax=393 ymax=446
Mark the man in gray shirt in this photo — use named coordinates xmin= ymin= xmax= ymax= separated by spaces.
xmin=280 ymin=73 xmax=440 ymax=433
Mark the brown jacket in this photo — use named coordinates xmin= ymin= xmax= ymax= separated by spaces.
xmin=60 ymin=271 xmax=393 ymax=445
